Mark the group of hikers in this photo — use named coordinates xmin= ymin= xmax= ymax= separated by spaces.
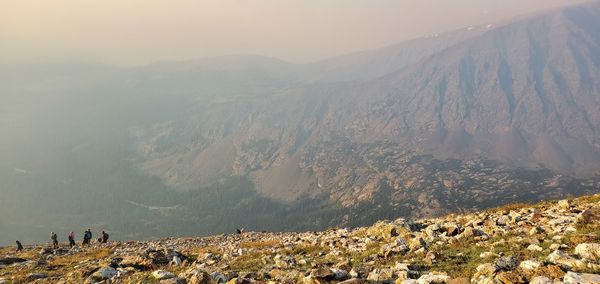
xmin=15 ymin=229 xmax=110 ymax=252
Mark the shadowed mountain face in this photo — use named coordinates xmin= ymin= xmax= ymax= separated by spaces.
xmin=1 ymin=2 xmax=600 ymax=244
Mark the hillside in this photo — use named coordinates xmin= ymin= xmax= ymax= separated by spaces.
xmin=1 ymin=194 xmax=599 ymax=283
xmin=135 ymin=2 xmax=600 ymax=210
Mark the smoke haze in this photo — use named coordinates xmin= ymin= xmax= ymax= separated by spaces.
xmin=0 ymin=0 xmax=587 ymax=64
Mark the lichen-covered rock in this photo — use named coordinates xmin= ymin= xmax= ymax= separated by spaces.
xmin=417 ymin=272 xmax=449 ymax=284
xmin=547 ymin=250 xmax=586 ymax=269
xmin=91 ymin=267 xmax=117 ymax=280
xmin=519 ymin=260 xmax=541 ymax=270
xmin=563 ymin=271 xmax=600 ymax=284
xmin=529 ymin=276 xmax=552 ymax=284
xmin=495 ymin=256 xmax=519 ymax=271
xmin=574 ymin=243 xmax=600 ymax=261
xmin=153 ymin=270 xmax=176 ymax=280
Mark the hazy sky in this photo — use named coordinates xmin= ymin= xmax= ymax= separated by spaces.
xmin=0 ymin=0 xmax=588 ymax=65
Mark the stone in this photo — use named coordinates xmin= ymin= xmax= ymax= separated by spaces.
xmin=529 ymin=227 xmax=544 ymax=236
xmin=460 ymin=227 xmax=475 ymax=239
xmin=547 ymin=250 xmax=585 ymax=269
xmin=339 ymin=279 xmax=367 ymax=284
xmin=534 ymin=265 xmax=565 ymax=280
xmin=479 ymin=252 xmax=497 ymax=259
xmin=527 ymin=244 xmax=543 ymax=252
xmin=211 ymin=271 xmax=228 ymax=283
xmin=519 ymin=260 xmax=542 ymax=270
xmin=558 ymin=200 xmax=571 ymax=211
xmin=391 ymin=227 xmax=400 ymax=237
xmin=563 ymin=271 xmax=600 ymax=284
xmin=153 ymin=270 xmax=176 ymax=280
xmin=310 ymin=267 xmax=335 ymax=280
xmin=409 ymin=238 xmax=427 ymax=251
xmin=331 ymin=268 xmax=349 ymax=280
xmin=301 ymin=276 xmax=320 ymax=284
xmin=120 ymin=255 xmax=151 ymax=270
xmin=339 ymin=279 xmax=368 ymax=284
xmin=580 ymin=207 xmax=600 ymax=225
xmin=495 ymin=256 xmax=519 ymax=271
xmin=475 ymin=263 xmax=497 ymax=277
xmin=495 ymin=271 xmax=525 ymax=284
xmin=367 ymin=268 xmax=394 ymax=282
xmin=172 ymin=255 xmax=183 ymax=266
xmin=574 ymin=243 xmax=600 ymax=261
xmin=417 ymin=272 xmax=449 ymax=284
xmin=161 ymin=278 xmax=187 ymax=284
xmin=529 ymin=276 xmax=552 ymax=284
xmin=26 ymin=273 xmax=46 ymax=281
xmin=424 ymin=251 xmax=438 ymax=264
xmin=0 ymin=257 xmax=27 ymax=265
xmin=92 ymin=267 xmax=117 ymax=280
xmin=447 ymin=278 xmax=469 ymax=284
xmin=496 ymin=215 xmax=511 ymax=226
xmin=183 ymin=268 xmax=212 ymax=284
xmin=395 ymin=270 xmax=409 ymax=281
xmin=446 ymin=225 xmax=460 ymax=237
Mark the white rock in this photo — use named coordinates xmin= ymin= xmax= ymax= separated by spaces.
xmin=528 ymin=244 xmax=544 ymax=251
xmin=401 ymin=280 xmax=418 ymax=284
xmin=367 ymin=268 xmax=394 ymax=281
xmin=547 ymin=250 xmax=585 ymax=269
xmin=575 ymin=243 xmax=600 ymax=261
xmin=471 ymin=275 xmax=496 ymax=284
xmin=394 ymin=262 xmax=410 ymax=271
xmin=479 ymin=251 xmax=497 ymax=258
xmin=519 ymin=260 xmax=542 ymax=270
xmin=563 ymin=271 xmax=600 ymax=284
xmin=152 ymin=270 xmax=175 ymax=280
xmin=476 ymin=263 xmax=497 ymax=276
xmin=550 ymin=244 xmax=561 ymax=250
xmin=558 ymin=200 xmax=571 ymax=210
xmin=172 ymin=255 xmax=182 ymax=266
xmin=331 ymin=268 xmax=348 ymax=280
xmin=94 ymin=267 xmax=117 ymax=279
xmin=565 ymin=227 xmax=577 ymax=233
xmin=530 ymin=227 xmax=544 ymax=235
xmin=417 ymin=273 xmax=449 ymax=284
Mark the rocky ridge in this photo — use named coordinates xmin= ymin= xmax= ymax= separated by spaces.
xmin=1 ymin=194 xmax=599 ymax=283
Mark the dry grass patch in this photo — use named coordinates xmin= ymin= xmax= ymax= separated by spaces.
xmin=240 ymin=239 xmax=282 ymax=249
xmin=50 ymin=248 xmax=112 ymax=266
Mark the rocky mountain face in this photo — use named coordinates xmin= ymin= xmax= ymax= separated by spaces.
xmin=135 ymin=2 xmax=600 ymax=216
xmin=1 ymin=193 xmax=598 ymax=283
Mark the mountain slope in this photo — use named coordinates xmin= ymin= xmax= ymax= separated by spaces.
xmin=1 ymin=194 xmax=598 ymax=283
xmin=136 ymin=2 xmax=600 ymax=210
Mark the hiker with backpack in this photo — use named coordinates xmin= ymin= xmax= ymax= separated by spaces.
xmin=100 ymin=230 xmax=109 ymax=243
xmin=50 ymin=232 xmax=59 ymax=249
xmin=82 ymin=229 xmax=92 ymax=246
xmin=16 ymin=240 xmax=23 ymax=253
xmin=68 ymin=231 xmax=76 ymax=248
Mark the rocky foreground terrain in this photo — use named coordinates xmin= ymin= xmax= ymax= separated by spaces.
xmin=1 ymin=194 xmax=599 ymax=284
